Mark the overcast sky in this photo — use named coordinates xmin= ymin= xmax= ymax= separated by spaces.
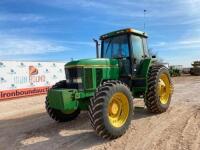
xmin=0 ymin=0 xmax=200 ymax=67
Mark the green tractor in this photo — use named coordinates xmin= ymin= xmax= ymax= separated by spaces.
xmin=169 ymin=65 xmax=182 ymax=77
xmin=46 ymin=28 xmax=173 ymax=139
xmin=190 ymin=61 xmax=200 ymax=76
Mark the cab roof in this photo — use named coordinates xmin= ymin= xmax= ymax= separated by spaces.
xmin=100 ymin=28 xmax=148 ymax=40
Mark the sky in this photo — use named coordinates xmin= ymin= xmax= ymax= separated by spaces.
xmin=0 ymin=0 xmax=200 ymax=67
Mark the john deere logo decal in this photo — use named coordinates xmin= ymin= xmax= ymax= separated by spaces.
xmin=29 ymin=65 xmax=45 ymax=83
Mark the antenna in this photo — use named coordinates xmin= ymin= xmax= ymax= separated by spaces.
xmin=143 ymin=9 xmax=147 ymax=32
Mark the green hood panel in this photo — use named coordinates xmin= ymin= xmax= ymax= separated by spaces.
xmin=65 ymin=58 xmax=119 ymax=68
xmin=64 ymin=58 xmax=120 ymax=90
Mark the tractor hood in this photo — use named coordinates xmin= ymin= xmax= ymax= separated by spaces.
xmin=65 ymin=58 xmax=119 ymax=68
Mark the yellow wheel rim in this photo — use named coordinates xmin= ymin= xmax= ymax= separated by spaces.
xmin=158 ymin=73 xmax=172 ymax=104
xmin=108 ymin=92 xmax=129 ymax=128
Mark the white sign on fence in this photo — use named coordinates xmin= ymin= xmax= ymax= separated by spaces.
xmin=0 ymin=61 xmax=66 ymax=100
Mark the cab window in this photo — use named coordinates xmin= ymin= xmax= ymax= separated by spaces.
xmin=102 ymin=35 xmax=129 ymax=58
xmin=142 ymin=38 xmax=149 ymax=57
xmin=131 ymin=35 xmax=144 ymax=62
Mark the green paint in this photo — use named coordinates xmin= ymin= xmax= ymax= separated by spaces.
xmin=48 ymin=58 xmax=150 ymax=111
xmin=48 ymin=89 xmax=78 ymax=111
xmin=132 ymin=58 xmax=152 ymax=97
xmin=136 ymin=58 xmax=152 ymax=78
xmin=47 ymin=28 xmax=158 ymax=113
xmin=48 ymin=88 xmax=94 ymax=111
xmin=48 ymin=59 xmax=120 ymax=111
xmin=65 ymin=58 xmax=119 ymax=68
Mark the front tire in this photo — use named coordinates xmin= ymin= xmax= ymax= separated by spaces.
xmin=88 ymin=81 xmax=133 ymax=139
xmin=145 ymin=65 xmax=173 ymax=113
xmin=45 ymin=80 xmax=80 ymax=122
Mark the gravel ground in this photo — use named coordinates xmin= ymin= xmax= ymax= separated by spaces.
xmin=0 ymin=76 xmax=200 ymax=150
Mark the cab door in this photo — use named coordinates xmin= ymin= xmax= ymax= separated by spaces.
xmin=130 ymin=35 xmax=146 ymax=75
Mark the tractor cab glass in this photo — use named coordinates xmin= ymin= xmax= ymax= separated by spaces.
xmin=130 ymin=35 xmax=146 ymax=65
xmin=101 ymin=34 xmax=131 ymax=81
xmin=101 ymin=35 xmax=129 ymax=59
xmin=101 ymin=33 xmax=149 ymax=78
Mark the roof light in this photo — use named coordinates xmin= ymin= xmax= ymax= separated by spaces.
xmin=126 ymin=29 xmax=132 ymax=32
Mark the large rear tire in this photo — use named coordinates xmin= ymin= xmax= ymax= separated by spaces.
xmin=88 ymin=81 xmax=133 ymax=139
xmin=45 ymin=80 xmax=80 ymax=122
xmin=145 ymin=65 xmax=173 ymax=113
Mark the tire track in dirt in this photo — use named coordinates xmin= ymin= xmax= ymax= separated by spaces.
xmin=153 ymin=106 xmax=200 ymax=150
xmin=130 ymin=105 xmax=194 ymax=150
xmin=178 ymin=108 xmax=200 ymax=150
xmin=91 ymin=104 xmax=200 ymax=150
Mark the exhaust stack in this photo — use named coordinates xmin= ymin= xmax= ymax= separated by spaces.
xmin=93 ymin=39 xmax=99 ymax=58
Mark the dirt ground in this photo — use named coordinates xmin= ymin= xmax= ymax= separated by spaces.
xmin=0 ymin=76 xmax=200 ymax=150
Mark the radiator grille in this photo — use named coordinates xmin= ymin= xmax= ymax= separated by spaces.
xmin=84 ymin=68 xmax=93 ymax=89
xmin=96 ymin=69 xmax=103 ymax=86
xmin=65 ymin=67 xmax=83 ymax=89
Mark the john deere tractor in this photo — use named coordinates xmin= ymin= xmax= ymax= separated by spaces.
xmin=46 ymin=28 xmax=173 ymax=139
xmin=190 ymin=61 xmax=200 ymax=76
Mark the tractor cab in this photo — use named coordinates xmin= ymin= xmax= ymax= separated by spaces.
xmin=100 ymin=28 xmax=150 ymax=87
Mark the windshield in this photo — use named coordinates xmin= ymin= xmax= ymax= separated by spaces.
xmin=101 ymin=35 xmax=129 ymax=58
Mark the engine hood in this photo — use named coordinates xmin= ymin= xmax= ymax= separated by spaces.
xmin=65 ymin=58 xmax=119 ymax=68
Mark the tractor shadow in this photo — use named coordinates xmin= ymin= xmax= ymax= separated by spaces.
xmin=0 ymin=105 xmax=154 ymax=150
xmin=0 ymin=112 xmax=106 ymax=150
xmin=133 ymin=106 xmax=156 ymax=120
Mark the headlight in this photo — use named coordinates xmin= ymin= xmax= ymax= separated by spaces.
xmin=66 ymin=79 xmax=70 ymax=83
xmin=72 ymin=78 xmax=82 ymax=83
xmin=66 ymin=78 xmax=82 ymax=83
